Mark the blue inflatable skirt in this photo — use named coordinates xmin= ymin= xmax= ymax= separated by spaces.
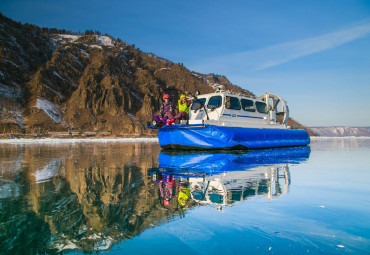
xmin=151 ymin=124 xmax=310 ymax=150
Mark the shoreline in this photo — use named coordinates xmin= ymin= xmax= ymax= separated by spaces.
xmin=0 ymin=137 xmax=159 ymax=144
xmin=1 ymin=136 xmax=369 ymax=145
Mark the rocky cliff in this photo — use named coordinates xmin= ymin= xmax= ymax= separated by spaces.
xmin=0 ymin=13 xmax=314 ymax=136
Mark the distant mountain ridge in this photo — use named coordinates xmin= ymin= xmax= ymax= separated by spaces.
xmin=0 ymin=13 xmax=315 ymax=136
xmin=310 ymin=127 xmax=370 ymax=137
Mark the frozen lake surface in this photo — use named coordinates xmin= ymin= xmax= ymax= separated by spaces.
xmin=0 ymin=138 xmax=369 ymax=254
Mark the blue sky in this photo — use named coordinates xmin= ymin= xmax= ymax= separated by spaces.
xmin=1 ymin=0 xmax=370 ymax=126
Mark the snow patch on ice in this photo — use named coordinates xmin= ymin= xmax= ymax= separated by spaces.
xmin=35 ymin=98 xmax=62 ymax=123
xmin=34 ymin=159 xmax=61 ymax=183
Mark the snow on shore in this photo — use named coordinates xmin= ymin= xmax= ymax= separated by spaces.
xmin=0 ymin=138 xmax=159 ymax=144
xmin=1 ymin=137 xmax=369 ymax=145
xmin=310 ymin=136 xmax=370 ymax=139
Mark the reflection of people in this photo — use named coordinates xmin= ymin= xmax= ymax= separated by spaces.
xmin=158 ymin=175 xmax=175 ymax=207
xmin=153 ymin=94 xmax=175 ymax=126
xmin=174 ymin=93 xmax=190 ymax=122
xmin=178 ymin=180 xmax=190 ymax=209
xmin=150 ymin=171 xmax=192 ymax=213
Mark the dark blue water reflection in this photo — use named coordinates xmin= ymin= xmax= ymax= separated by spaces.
xmin=1 ymin=139 xmax=370 ymax=254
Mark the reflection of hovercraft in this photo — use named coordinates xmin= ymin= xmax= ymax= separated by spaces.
xmin=155 ymin=146 xmax=310 ymax=175
xmin=148 ymin=146 xmax=310 ymax=209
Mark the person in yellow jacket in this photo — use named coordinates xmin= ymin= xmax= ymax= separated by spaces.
xmin=174 ymin=93 xmax=190 ymax=121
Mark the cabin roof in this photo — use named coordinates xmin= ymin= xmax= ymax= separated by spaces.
xmin=196 ymin=91 xmax=263 ymax=103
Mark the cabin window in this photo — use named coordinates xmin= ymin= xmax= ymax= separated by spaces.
xmin=209 ymin=194 xmax=224 ymax=204
xmin=207 ymin=96 xmax=222 ymax=110
xmin=191 ymin=98 xmax=206 ymax=111
xmin=241 ymin=99 xmax=256 ymax=112
xmin=225 ymin=96 xmax=241 ymax=110
xmin=256 ymin=102 xmax=268 ymax=113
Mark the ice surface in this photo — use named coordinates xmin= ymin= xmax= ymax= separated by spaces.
xmin=1 ymin=138 xmax=369 ymax=254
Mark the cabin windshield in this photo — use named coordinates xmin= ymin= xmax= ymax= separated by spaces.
xmin=191 ymin=98 xmax=207 ymax=111
xmin=256 ymin=102 xmax=268 ymax=113
xmin=207 ymin=96 xmax=222 ymax=110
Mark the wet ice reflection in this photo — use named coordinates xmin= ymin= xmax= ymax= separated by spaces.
xmin=0 ymin=143 xmax=311 ymax=253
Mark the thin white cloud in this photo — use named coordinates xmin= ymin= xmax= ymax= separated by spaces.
xmin=193 ymin=20 xmax=370 ymax=73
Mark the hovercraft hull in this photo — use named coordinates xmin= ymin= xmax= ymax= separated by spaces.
xmin=154 ymin=124 xmax=310 ymax=150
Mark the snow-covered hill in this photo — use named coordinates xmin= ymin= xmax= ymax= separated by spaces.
xmin=310 ymin=127 xmax=370 ymax=137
